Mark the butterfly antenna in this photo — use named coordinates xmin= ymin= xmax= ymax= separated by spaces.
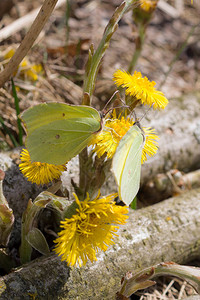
xmin=101 ymin=90 xmax=130 ymax=118
xmin=139 ymin=104 xmax=153 ymax=123
xmin=102 ymin=90 xmax=120 ymax=114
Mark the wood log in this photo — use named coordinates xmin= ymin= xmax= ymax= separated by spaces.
xmin=0 ymin=188 xmax=200 ymax=299
xmin=140 ymin=169 xmax=200 ymax=204
xmin=141 ymin=93 xmax=200 ymax=184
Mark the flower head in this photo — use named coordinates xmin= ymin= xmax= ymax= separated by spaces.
xmin=113 ymin=70 xmax=168 ymax=110
xmin=90 ymin=112 xmax=134 ymax=159
xmin=19 ymin=148 xmax=67 ymax=185
xmin=142 ymin=127 xmax=159 ymax=163
xmin=140 ymin=0 xmax=158 ymax=12
xmin=90 ymin=112 xmax=159 ymax=163
xmin=54 ymin=191 xmax=128 ymax=267
xmin=4 ymin=49 xmax=42 ymax=81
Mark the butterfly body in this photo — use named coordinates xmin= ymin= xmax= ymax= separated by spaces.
xmin=112 ymin=124 xmax=145 ymax=205
xmin=20 ymin=103 xmax=102 ymax=165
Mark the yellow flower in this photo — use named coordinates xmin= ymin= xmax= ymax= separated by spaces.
xmin=113 ymin=70 xmax=168 ymax=110
xmin=4 ymin=49 xmax=15 ymax=60
xmin=3 ymin=49 xmax=42 ymax=81
xmin=140 ymin=0 xmax=158 ymax=12
xmin=24 ymin=64 xmax=43 ymax=81
xmin=54 ymin=191 xmax=128 ymax=267
xmin=142 ymin=127 xmax=159 ymax=163
xmin=90 ymin=113 xmax=159 ymax=163
xmin=90 ymin=113 xmax=134 ymax=159
xmin=19 ymin=148 xmax=67 ymax=185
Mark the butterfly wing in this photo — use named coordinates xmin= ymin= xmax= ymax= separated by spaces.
xmin=20 ymin=103 xmax=101 ymax=165
xmin=112 ymin=125 xmax=144 ymax=205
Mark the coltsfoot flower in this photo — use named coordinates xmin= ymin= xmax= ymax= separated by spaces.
xmin=54 ymin=191 xmax=128 ymax=267
xmin=19 ymin=148 xmax=67 ymax=185
xmin=141 ymin=127 xmax=159 ymax=163
xmin=140 ymin=0 xmax=158 ymax=12
xmin=90 ymin=113 xmax=134 ymax=159
xmin=4 ymin=49 xmax=43 ymax=81
xmin=90 ymin=112 xmax=159 ymax=163
xmin=113 ymin=70 xmax=168 ymax=110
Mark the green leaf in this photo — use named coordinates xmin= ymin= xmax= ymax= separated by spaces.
xmin=26 ymin=228 xmax=50 ymax=256
xmin=11 ymin=79 xmax=23 ymax=145
xmin=0 ymin=116 xmax=18 ymax=148
xmin=130 ymin=197 xmax=137 ymax=210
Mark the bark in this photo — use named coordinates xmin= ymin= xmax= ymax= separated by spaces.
xmin=140 ymin=169 xmax=200 ymax=204
xmin=0 ymin=188 xmax=200 ymax=299
xmin=100 ymin=93 xmax=200 ymax=198
xmin=3 ymin=164 xmax=46 ymax=219
xmin=141 ymin=93 xmax=200 ymax=184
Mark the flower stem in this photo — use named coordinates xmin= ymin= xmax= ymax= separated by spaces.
xmin=128 ymin=22 xmax=146 ymax=74
xmin=159 ymin=22 xmax=198 ymax=88
xmin=79 ymin=0 xmax=136 ymax=196
xmin=20 ymin=192 xmax=53 ymax=264
xmin=20 ymin=200 xmax=39 ymax=264
xmin=82 ymin=0 xmax=136 ymax=105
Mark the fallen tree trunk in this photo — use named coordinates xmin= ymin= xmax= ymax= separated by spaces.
xmin=1 ymin=188 xmax=200 ymax=299
xmin=141 ymin=93 xmax=200 ymax=184
xmin=140 ymin=169 xmax=200 ymax=204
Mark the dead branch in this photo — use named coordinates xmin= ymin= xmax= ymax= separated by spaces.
xmin=1 ymin=188 xmax=200 ymax=299
xmin=0 ymin=0 xmax=66 ymax=43
xmin=140 ymin=169 xmax=200 ymax=204
xmin=158 ymin=1 xmax=180 ymax=18
xmin=0 ymin=0 xmax=59 ymax=88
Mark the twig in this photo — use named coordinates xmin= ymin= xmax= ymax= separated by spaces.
xmin=0 ymin=0 xmax=59 ymax=88
xmin=127 ymin=22 xmax=145 ymax=74
xmin=162 ymin=280 xmax=175 ymax=297
xmin=0 ymin=0 xmax=66 ymax=43
xmin=175 ymin=0 xmax=184 ymax=13
xmin=157 ymin=1 xmax=180 ymax=18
